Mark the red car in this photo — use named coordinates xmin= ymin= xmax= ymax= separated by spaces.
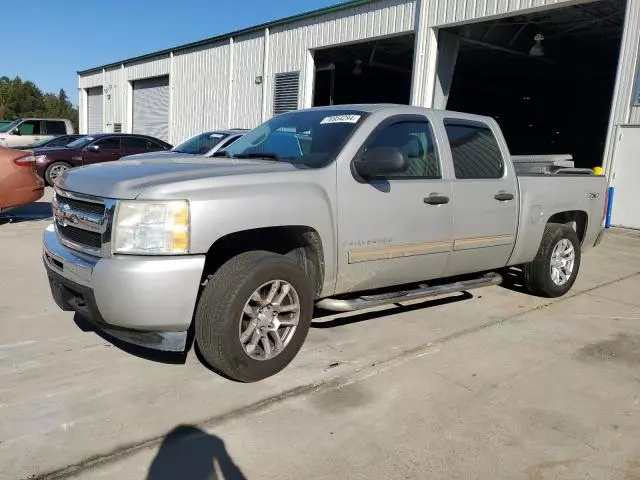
xmin=0 ymin=147 xmax=44 ymax=212
xmin=34 ymin=133 xmax=172 ymax=185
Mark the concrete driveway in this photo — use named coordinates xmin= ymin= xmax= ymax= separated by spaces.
xmin=1 ymin=190 xmax=639 ymax=480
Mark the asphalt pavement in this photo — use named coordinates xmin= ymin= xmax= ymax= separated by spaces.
xmin=1 ymin=190 xmax=639 ymax=480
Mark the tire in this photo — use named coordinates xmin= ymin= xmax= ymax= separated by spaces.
xmin=195 ymin=250 xmax=314 ymax=382
xmin=523 ymin=223 xmax=581 ymax=298
xmin=45 ymin=162 xmax=72 ymax=186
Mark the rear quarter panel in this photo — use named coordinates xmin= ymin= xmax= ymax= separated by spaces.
xmin=509 ymin=175 xmax=606 ymax=265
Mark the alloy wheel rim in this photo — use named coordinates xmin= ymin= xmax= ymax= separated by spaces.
xmin=550 ymin=238 xmax=575 ymax=286
xmin=239 ymin=280 xmax=300 ymax=361
xmin=49 ymin=164 xmax=68 ymax=180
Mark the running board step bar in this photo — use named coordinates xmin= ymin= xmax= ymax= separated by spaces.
xmin=316 ymin=272 xmax=503 ymax=312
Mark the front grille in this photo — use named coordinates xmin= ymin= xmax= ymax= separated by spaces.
xmin=58 ymin=197 xmax=105 ymax=216
xmin=57 ymin=224 xmax=102 ymax=249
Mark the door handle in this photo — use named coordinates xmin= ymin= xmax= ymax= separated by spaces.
xmin=494 ymin=192 xmax=514 ymax=201
xmin=424 ymin=194 xmax=450 ymax=205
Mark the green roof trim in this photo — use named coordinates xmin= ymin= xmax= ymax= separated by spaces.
xmin=77 ymin=0 xmax=375 ymax=75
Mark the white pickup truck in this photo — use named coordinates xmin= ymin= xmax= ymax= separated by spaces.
xmin=0 ymin=118 xmax=75 ymax=148
xmin=43 ymin=105 xmax=607 ymax=382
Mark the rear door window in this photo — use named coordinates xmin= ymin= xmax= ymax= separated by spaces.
xmin=444 ymin=123 xmax=504 ymax=179
xmin=45 ymin=121 xmax=67 ymax=135
xmin=123 ymin=137 xmax=149 ymax=149
xmin=94 ymin=137 xmax=121 ymax=150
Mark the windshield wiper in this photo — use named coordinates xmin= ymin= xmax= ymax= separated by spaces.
xmin=234 ymin=152 xmax=280 ymax=161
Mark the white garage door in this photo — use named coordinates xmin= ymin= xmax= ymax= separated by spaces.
xmin=86 ymin=87 xmax=103 ymax=134
xmin=612 ymin=126 xmax=640 ymax=229
xmin=132 ymin=76 xmax=169 ymax=142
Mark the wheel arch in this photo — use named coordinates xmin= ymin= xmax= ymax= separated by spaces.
xmin=202 ymin=226 xmax=325 ymax=299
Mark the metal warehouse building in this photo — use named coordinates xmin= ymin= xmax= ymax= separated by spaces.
xmin=78 ymin=0 xmax=640 ymax=228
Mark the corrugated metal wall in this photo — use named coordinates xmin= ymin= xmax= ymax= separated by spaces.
xmin=79 ymin=71 xmax=103 ymax=89
xmin=265 ymin=0 xmax=415 ymax=115
xmin=430 ymin=0 xmax=579 ymax=26
xmin=230 ymin=32 xmax=264 ymax=129
xmin=78 ymin=0 xmax=640 ymax=155
xmin=126 ymin=56 xmax=170 ymax=80
xmin=171 ymin=42 xmax=231 ymax=143
xmin=628 ymin=58 xmax=640 ymax=124
xmin=103 ymin=66 xmax=124 ymax=132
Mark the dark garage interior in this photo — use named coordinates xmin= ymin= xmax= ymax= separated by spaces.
xmin=445 ymin=0 xmax=626 ymax=168
xmin=313 ymin=34 xmax=415 ymax=107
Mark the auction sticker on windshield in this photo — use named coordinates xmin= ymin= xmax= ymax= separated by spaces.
xmin=320 ymin=114 xmax=361 ymax=124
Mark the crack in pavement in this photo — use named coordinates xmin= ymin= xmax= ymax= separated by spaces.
xmin=29 ymin=270 xmax=640 ymax=480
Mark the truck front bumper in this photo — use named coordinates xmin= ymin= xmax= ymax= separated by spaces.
xmin=43 ymin=224 xmax=205 ymax=351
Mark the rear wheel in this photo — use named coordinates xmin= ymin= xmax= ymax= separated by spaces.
xmin=195 ymin=251 xmax=314 ymax=382
xmin=45 ymin=162 xmax=72 ymax=186
xmin=523 ymin=223 xmax=581 ymax=297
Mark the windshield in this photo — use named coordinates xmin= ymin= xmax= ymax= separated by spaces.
xmin=223 ymin=109 xmax=366 ymax=168
xmin=0 ymin=119 xmax=20 ymax=133
xmin=173 ymin=132 xmax=229 ymax=155
xmin=67 ymin=136 xmax=95 ymax=149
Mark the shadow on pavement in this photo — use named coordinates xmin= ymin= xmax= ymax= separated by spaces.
xmin=311 ymin=291 xmax=474 ymax=329
xmin=147 ymin=425 xmax=247 ymax=480
xmin=0 ymin=201 xmax=52 ymax=224
xmin=73 ymin=314 xmax=190 ymax=365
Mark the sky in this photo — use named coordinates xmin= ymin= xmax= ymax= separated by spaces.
xmin=4 ymin=0 xmax=347 ymax=105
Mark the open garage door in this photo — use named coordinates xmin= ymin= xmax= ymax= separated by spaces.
xmin=86 ymin=87 xmax=103 ymax=134
xmin=313 ymin=34 xmax=414 ymax=107
xmin=442 ymin=0 xmax=625 ymax=169
xmin=132 ymin=76 xmax=169 ymax=142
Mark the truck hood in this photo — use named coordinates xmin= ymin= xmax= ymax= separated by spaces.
xmin=58 ymin=156 xmax=299 ymax=199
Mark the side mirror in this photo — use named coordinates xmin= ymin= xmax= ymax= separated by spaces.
xmin=353 ymin=147 xmax=408 ymax=179
xmin=86 ymin=144 xmax=100 ymax=153
xmin=11 ymin=129 xmax=21 ymax=136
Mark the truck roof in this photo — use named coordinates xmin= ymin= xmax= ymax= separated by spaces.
xmin=297 ymin=104 xmax=496 ymax=124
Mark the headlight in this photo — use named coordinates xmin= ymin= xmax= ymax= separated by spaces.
xmin=113 ymin=200 xmax=190 ymax=255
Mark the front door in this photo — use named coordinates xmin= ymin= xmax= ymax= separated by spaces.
xmin=82 ymin=136 xmax=122 ymax=166
xmin=336 ymin=114 xmax=454 ymax=294
xmin=8 ymin=120 xmax=44 ymax=148
xmin=442 ymin=120 xmax=518 ymax=277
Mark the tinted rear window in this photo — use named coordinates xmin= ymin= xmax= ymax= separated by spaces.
xmin=445 ymin=123 xmax=504 ymax=179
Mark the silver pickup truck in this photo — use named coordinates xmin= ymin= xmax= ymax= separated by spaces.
xmin=43 ymin=105 xmax=607 ymax=382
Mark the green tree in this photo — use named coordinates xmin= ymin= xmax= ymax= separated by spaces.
xmin=0 ymin=76 xmax=78 ymax=130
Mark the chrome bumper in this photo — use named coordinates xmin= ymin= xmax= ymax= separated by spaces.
xmin=43 ymin=224 xmax=206 ymax=349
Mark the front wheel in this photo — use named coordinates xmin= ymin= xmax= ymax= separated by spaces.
xmin=523 ymin=223 xmax=581 ymax=298
xmin=195 ymin=251 xmax=314 ymax=382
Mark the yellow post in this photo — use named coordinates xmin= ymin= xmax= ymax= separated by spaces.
xmin=593 ymin=166 xmax=604 ymax=176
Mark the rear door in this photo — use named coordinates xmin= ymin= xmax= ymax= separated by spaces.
xmin=442 ymin=119 xmax=518 ymax=276
xmin=82 ymin=136 xmax=122 ymax=165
